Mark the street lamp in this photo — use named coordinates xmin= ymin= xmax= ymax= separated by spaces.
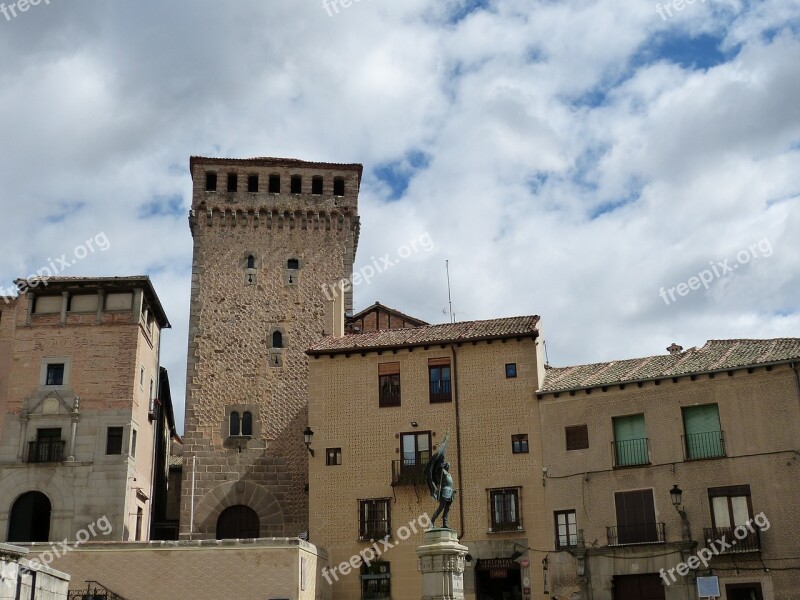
xmin=670 ymin=484 xmax=691 ymax=540
xmin=303 ymin=426 xmax=315 ymax=456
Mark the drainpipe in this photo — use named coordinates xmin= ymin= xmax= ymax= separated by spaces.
xmin=451 ymin=344 xmax=466 ymax=540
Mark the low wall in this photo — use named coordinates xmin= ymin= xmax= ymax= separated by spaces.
xmin=25 ymin=538 xmax=330 ymax=600
xmin=1 ymin=543 xmax=70 ymax=600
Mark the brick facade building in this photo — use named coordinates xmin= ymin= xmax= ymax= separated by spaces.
xmin=180 ymin=157 xmax=362 ymax=540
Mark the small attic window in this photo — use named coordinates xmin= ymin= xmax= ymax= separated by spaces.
xmin=269 ymin=175 xmax=281 ymax=193
xmin=291 ymin=175 xmax=302 ymax=194
xmin=311 ymin=176 xmax=323 ymax=195
xmin=333 ymin=177 xmax=345 ymax=196
xmin=227 ymin=173 xmax=238 ymax=192
xmin=247 ymin=175 xmax=259 ymax=193
xmin=205 ymin=172 xmax=217 ymax=192
xmin=287 ymin=258 xmax=299 ymax=270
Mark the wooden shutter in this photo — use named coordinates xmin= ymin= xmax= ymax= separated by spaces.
xmin=378 ymin=362 xmax=400 ymax=375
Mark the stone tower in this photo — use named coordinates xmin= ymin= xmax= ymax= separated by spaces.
xmin=180 ymin=156 xmax=361 ymax=539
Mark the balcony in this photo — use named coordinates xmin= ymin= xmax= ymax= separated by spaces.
xmin=683 ymin=431 xmax=726 ymax=460
xmin=27 ymin=440 xmax=65 ymax=463
xmin=391 ymin=459 xmax=426 ymax=486
xmin=612 ymin=438 xmax=650 ymax=467
xmin=607 ymin=522 xmax=665 ymax=546
xmin=704 ymin=527 xmax=761 ymax=553
xmin=429 ymin=379 xmax=452 ymax=403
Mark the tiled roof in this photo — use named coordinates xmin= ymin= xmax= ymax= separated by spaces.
xmin=308 ymin=316 xmax=540 ymax=354
xmin=540 ymin=338 xmax=800 ymax=393
xmin=189 ymin=156 xmax=364 ymax=183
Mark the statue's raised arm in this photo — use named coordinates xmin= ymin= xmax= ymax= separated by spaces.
xmin=423 ymin=432 xmax=456 ymax=529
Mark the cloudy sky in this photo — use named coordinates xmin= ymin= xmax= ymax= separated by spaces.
xmin=1 ymin=0 xmax=799 ymax=432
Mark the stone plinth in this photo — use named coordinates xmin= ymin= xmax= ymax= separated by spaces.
xmin=416 ymin=528 xmax=468 ymax=600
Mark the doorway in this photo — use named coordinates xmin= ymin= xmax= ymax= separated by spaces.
xmin=613 ymin=574 xmax=666 ymax=600
xmin=726 ymin=583 xmax=764 ymax=600
xmin=475 ymin=559 xmax=522 ymax=600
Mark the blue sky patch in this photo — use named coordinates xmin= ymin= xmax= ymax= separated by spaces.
xmin=139 ymin=195 xmax=184 ymax=219
xmin=633 ymin=31 xmax=734 ymax=71
xmin=447 ymin=0 xmax=491 ymax=24
xmin=373 ymin=150 xmax=432 ymax=201
xmin=44 ymin=201 xmax=86 ymax=224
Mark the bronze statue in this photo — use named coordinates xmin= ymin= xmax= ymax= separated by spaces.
xmin=424 ymin=432 xmax=456 ymax=529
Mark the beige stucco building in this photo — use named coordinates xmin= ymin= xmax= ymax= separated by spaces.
xmin=537 ymin=339 xmax=800 ymax=600
xmin=0 ymin=276 xmax=172 ymax=544
xmin=180 ymin=156 xmax=362 ymax=540
xmin=307 ymin=316 xmax=549 ymax=600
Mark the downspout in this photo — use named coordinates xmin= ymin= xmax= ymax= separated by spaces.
xmin=451 ymin=344 xmax=466 ymax=540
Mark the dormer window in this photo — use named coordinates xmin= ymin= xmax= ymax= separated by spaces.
xmin=312 ymin=176 xmax=323 ymax=195
xmin=333 ymin=177 xmax=345 ymax=196
xmin=205 ymin=172 xmax=217 ymax=192
xmin=269 ymin=175 xmax=281 ymax=193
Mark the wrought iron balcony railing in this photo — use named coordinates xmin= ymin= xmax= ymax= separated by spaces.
xmin=683 ymin=430 xmax=726 ymax=460
xmin=704 ymin=526 xmax=761 ymax=553
xmin=68 ymin=581 xmax=128 ymax=600
xmin=611 ymin=438 xmax=650 ymax=467
xmin=27 ymin=440 xmax=65 ymax=463
xmin=391 ymin=459 xmax=426 ymax=486
xmin=607 ymin=522 xmax=665 ymax=546
xmin=429 ymin=379 xmax=452 ymax=403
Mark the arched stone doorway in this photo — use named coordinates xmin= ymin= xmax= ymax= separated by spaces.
xmin=8 ymin=491 xmax=51 ymax=542
xmin=216 ymin=505 xmax=260 ymax=539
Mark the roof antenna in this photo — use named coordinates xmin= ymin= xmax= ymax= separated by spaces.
xmin=446 ymin=260 xmax=455 ymax=323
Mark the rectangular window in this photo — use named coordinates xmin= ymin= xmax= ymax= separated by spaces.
xmin=428 ymin=358 xmax=451 ymax=403
xmin=512 ymin=434 xmax=529 ymax=454
xmin=707 ymin=485 xmax=759 ymax=551
xmin=612 ymin=489 xmax=661 ymax=545
xmin=29 ymin=428 xmax=63 ymax=463
xmin=683 ymin=404 xmax=724 ymax=460
xmin=291 ymin=175 xmax=302 ymax=193
xmin=135 ymin=506 xmax=143 ymax=541
xmin=268 ymin=174 xmax=281 ymax=193
xmin=489 ymin=488 xmax=521 ymax=532
xmin=378 ymin=363 xmax=401 ymax=407
xmin=505 ymin=363 xmax=517 ymax=378
xmin=205 ymin=172 xmax=217 ymax=192
xmin=361 ymin=561 xmax=391 ymax=599
xmin=565 ymin=425 xmax=589 ymax=451
xmin=46 ymin=363 xmax=65 ymax=386
xmin=227 ymin=172 xmax=238 ymax=192
xmin=130 ymin=429 xmax=137 ymax=458
xmin=312 ymin=176 xmax=323 ymax=195
xmin=359 ymin=499 xmax=391 ymax=541
xmin=326 ymin=448 xmax=342 ymax=466
xmin=140 ymin=366 xmax=145 ymax=388
xmin=247 ymin=174 xmax=259 ymax=193
xmin=333 ymin=177 xmax=345 ymax=196
xmin=555 ymin=510 xmax=577 ymax=549
xmin=612 ymin=414 xmax=649 ymax=467
xmin=401 ymin=432 xmax=431 ymax=472
xmin=106 ymin=427 xmax=123 ymax=455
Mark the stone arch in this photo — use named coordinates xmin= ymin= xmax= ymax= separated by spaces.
xmin=0 ymin=471 xmax=73 ymax=542
xmin=194 ymin=480 xmax=283 ymax=539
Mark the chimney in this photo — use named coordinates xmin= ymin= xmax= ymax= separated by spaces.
xmin=667 ymin=343 xmax=683 ymax=355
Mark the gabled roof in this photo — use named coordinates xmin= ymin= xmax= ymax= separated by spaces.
xmin=308 ymin=316 xmax=540 ymax=355
xmin=540 ymin=338 xmax=800 ymax=393
xmin=348 ymin=301 xmax=428 ymax=327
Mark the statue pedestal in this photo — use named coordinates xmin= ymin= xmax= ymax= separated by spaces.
xmin=416 ymin=528 xmax=468 ymax=600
